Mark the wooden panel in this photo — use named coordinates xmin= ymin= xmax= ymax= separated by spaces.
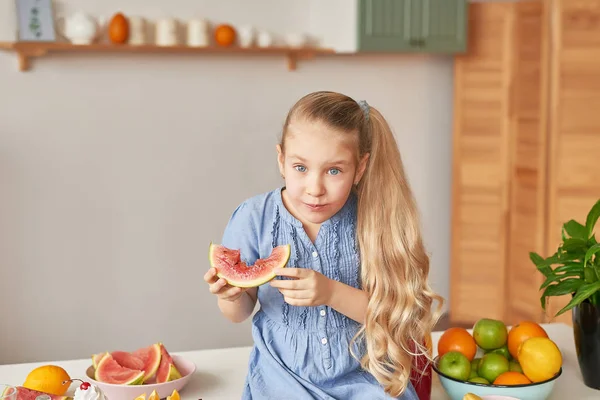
xmin=505 ymin=0 xmax=546 ymax=325
xmin=547 ymin=0 xmax=600 ymax=324
xmin=450 ymin=2 xmax=514 ymax=324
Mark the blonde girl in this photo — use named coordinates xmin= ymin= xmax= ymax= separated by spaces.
xmin=204 ymin=91 xmax=443 ymax=399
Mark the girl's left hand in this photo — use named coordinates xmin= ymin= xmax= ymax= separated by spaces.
xmin=270 ymin=268 xmax=334 ymax=307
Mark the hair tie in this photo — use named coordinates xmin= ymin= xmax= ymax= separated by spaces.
xmin=357 ymin=100 xmax=370 ymax=122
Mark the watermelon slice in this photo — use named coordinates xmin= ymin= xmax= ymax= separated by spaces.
xmin=95 ymin=353 xmax=145 ymax=385
xmin=132 ymin=343 xmax=162 ymax=382
xmin=92 ymin=352 xmax=108 ymax=369
xmin=9 ymin=387 xmax=71 ymax=400
xmin=155 ymin=343 xmax=182 ymax=383
xmin=209 ymin=243 xmax=290 ymax=287
xmin=111 ymin=351 xmax=145 ymax=371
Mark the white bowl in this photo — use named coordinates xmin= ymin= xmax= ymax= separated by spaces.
xmin=85 ymin=355 xmax=196 ymax=400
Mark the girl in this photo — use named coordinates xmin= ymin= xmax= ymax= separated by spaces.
xmin=204 ymin=91 xmax=443 ymax=399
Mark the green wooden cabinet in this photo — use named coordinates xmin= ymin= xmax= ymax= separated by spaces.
xmin=357 ymin=0 xmax=468 ymax=53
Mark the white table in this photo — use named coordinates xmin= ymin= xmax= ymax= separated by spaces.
xmin=1 ymin=323 xmax=597 ymax=399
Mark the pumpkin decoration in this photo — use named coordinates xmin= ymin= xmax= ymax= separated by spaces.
xmin=109 ymin=13 xmax=129 ymax=44
xmin=214 ymin=24 xmax=236 ymax=47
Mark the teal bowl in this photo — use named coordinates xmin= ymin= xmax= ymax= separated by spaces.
xmin=432 ymin=356 xmax=562 ymax=400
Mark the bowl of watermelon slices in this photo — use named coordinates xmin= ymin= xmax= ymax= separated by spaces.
xmin=85 ymin=342 xmax=195 ymax=400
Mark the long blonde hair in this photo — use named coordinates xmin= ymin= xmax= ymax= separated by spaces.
xmin=281 ymin=91 xmax=444 ymax=396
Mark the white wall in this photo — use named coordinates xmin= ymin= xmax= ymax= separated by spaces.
xmin=0 ymin=0 xmax=453 ymax=364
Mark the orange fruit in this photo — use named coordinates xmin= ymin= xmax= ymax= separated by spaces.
xmin=23 ymin=365 xmax=71 ymax=395
xmin=167 ymin=389 xmax=180 ymax=400
xmin=214 ymin=24 xmax=236 ymax=46
xmin=437 ymin=327 xmax=478 ymax=361
xmin=507 ymin=321 xmax=548 ymax=360
xmin=493 ymin=371 xmax=532 ymax=385
xmin=518 ymin=337 xmax=562 ymax=382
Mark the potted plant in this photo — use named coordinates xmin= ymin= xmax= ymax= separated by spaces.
xmin=530 ymin=198 xmax=600 ymax=390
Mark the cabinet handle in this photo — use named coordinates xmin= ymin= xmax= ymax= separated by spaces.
xmin=418 ymin=38 xmax=426 ymax=47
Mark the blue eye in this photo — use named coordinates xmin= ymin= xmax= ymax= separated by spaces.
xmin=328 ymin=168 xmax=340 ymax=175
xmin=294 ymin=165 xmax=307 ymax=173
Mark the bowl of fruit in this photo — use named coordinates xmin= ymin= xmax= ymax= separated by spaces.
xmin=432 ymin=319 xmax=563 ymax=400
xmin=84 ymin=342 xmax=195 ymax=400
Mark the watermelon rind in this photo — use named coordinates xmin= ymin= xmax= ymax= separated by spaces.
xmin=94 ymin=354 xmax=145 ymax=385
xmin=155 ymin=343 xmax=183 ymax=383
xmin=132 ymin=343 xmax=162 ymax=382
xmin=92 ymin=352 xmax=108 ymax=369
xmin=208 ymin=243 xmax=291 ymax=288
xmin=165 ymin=364 xmax=182 ymax=381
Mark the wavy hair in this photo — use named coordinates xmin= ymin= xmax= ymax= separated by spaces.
xmin=280 ymin=91 xmax=444 ymax=397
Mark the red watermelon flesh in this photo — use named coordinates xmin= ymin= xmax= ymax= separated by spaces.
xmin=209 ymin=243 xmax=291 ymax=287
xmin=155 ymin=343 xmax=182 ymax=383
xmin=111 ymin=351 xmax=145 ymax=371
xmin=95 ymin=353 xmax=145 ymax=385
xmin=12 ymin=387 xmax=71 ymax=400
xmin=132 ymin=343 xmax=162 ymax=382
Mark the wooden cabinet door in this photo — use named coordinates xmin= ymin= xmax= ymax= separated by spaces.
xmin=450 ymin=2 xmax=515 ymax=324
xmin=546 ymin=0 xmax=600 ymax=324
xmin=420 ymin=0 xmax=468 ymax=52
xmin=504 ymin=0 xmax=547 ymax=325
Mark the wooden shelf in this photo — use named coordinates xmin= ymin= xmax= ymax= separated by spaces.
xmin=0 ymin=41 xmax=336 ymax=72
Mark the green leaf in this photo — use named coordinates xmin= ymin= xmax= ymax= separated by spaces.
xmin=585 ymin=199 xmax=600 ymax=238
xmin=530 ymin=252 xmax=553 ymax=277
xmin=584 ymin=267 xmax=597 ymax=283
xmin=529 ymin=252 xmax=545 ymax=265
xmin=584 ymin=243 xmax=600 ymax=268
xmin=540 ymin=271 xmax=584 ymax=290
xmin=558 ymin=239 xmax=588 ymax=263
xmin=540 ymin=279 xmax=584 ymax=310
xmin=561 ymin=238 xmax=588 ymax=252
xmin=564 ymin=220 xmax=588 ymax=239
xmin=554 ymin=262 xmax=584 ymax=273
xmin=556 ymin=281 xmax=600 ymax=316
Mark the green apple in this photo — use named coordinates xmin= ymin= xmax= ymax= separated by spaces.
xmin=473 ymin=318 xmax=508 ymax=350
xmin=485 ymin=344 xmax=511 ymax=360
xmin=478 ymin=353 xmax=509 ymax=383
xmin=509 ymin=360 xmax=523 ymax=373
xmin=438 ymin=351 xmax=471 ymax=381
xmin=468 ymin=377 xmax=490 ymax=385
xmin=471 ymin=357 xmax=482 ymax=374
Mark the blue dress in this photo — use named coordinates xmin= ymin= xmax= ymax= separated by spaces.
xmin=221 ymin=187 xmax=419 ymax=400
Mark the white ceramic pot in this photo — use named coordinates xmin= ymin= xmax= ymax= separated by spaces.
xmin=156 ymin=18 xmax=178 ymax=46
xmin=186 ymin=18 xmax=209 ymax=47
xmin=56 ymin=11 xmax=99 ymax=45
xmin=127 ymin=16 xmax=146 ymax=45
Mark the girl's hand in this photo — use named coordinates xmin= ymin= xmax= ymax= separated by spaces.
xmin=270 ymin=268 xmax=334 ymax=306
xmin=204 ymin=267 xmax=248 ymax=302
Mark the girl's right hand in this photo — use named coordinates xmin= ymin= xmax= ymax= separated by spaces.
xmin=204 ymin=267 xmax=248 ymax=302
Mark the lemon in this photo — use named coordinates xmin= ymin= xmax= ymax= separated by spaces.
xmin=148 ymin=390 xmax=160 ymax=400
xmin=23 ymin=365 xmax=71 ymax=396
xmin=134 ymin=394 xmax=146 ymax=400
xmin=518 ymin=337 xmax=562 ymax=382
